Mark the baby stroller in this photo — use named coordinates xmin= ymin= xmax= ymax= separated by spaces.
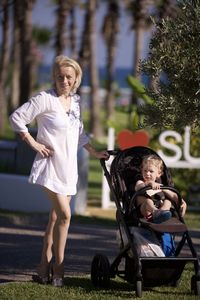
xmin=90 ymin=146 xmax=200 ymax=297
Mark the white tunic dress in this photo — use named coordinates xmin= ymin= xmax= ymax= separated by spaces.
xmin=9 ymin=89 xmax=89 ymax=195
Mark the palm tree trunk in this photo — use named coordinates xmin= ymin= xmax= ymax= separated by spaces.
xmin=0 ymin=0 xmax=10 ymax=134
xmin=102 ymin=0 xmax=119 ymax=120
xmin=78 ymin=7 xmax=90 ymax=72
xmin=106 ymin=40 xmax=116 ymax=119
xmin=69 ymin=5 xmax=77 ymax=60
xmin=88 ymin=0 xmax=103 ymax=138
xmin=10 ymin=0 xmax=21 ymax=112
xmin=18 ymin=0 xmax=36 ymax=105
xmin=55 ymin=0 xmax=71 ymax=56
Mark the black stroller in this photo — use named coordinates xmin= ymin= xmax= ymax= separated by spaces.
xmin=90 ymin=146 xmax=200 ymax=297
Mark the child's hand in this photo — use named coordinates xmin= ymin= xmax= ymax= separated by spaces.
xmin=149 ymin=181 xmax=161 ymax=190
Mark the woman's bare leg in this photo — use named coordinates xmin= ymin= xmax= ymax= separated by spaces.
xmin=44 ymin=188 xmax=71 ymax=278
xmin=37 ymin=208 xmax=57 ymax=277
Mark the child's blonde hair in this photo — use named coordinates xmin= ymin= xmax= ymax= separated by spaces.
xmin=142 ymin=154 xmax=164 ymax=173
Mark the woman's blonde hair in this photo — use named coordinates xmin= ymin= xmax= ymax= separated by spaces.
xmin=52 ymin=55 xmax=82 ymax=93
xmin=142 ymin=154 xmax=164 ymax=173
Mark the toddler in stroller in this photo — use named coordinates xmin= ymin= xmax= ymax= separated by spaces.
xmin=91 ymin=146 xmax=200 ymax=297
xmin=135 ymin=154 xmax=187 ymax=224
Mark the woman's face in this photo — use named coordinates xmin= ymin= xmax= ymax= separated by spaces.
xmin=54 ymin=66 xmax=76 ymax=96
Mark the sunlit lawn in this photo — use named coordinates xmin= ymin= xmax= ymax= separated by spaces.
xmin=0 ymin=264 xmax=199 ymax=300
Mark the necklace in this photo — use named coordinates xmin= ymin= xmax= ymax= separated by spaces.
xmin=59 ymin=95 xmax=71 ymax=114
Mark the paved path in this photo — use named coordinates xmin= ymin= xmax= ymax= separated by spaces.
xmin=0 ymin=214 xmax=118 ymax=283
xmin=0 ymin=214 xmax=199 ymax=284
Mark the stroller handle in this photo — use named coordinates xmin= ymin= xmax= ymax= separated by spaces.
xmin=106 ymin=150 xmax=119 ymax=156
xmin=100 ymin=150 xmax=119 ymax=176
xmin=100 ymin=150 xmax=119 ymax=163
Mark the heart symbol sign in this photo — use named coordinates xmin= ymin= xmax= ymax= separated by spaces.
xmin=117 ymin=129 xmax=150 ymax=150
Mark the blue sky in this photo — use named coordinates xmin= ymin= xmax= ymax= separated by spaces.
xmin=32 ymin=0 xmax=152 ymax=68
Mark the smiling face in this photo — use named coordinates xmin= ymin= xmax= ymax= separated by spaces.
xmin=54 ymin=66 xmax=77 ymax=97
xmin=141 ymin=161 xmax=162 ymax=183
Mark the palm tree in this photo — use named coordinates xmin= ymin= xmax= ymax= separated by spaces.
xmin=54 ymin=0 xmax=71 ymax=56
xmin=0 ymin=0 xmax=10 ymax=134
xmin=18 ymin=0 xmax=36 ymax=105
xmin=69 ymin=4 xmax=77 ymax=59
xmin=78 ymin=0 xmax=103 ymax=138
xmin=10 ymin=0 xmax=21 ymax=112
xmin=88 ymin=0 xmax=103 ymax=137
xmin=124 ymin=0 xmax=154 ymax=105
xmin=78 ymin=2 xmax=90 ymax=72
xmin=102 ymin=0 xmax=120 ymax=120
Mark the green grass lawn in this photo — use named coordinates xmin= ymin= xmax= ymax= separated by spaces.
xmin=0 ymin=264 xmax=198 ymax=300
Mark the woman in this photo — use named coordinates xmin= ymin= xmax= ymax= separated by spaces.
xmin=9 ymin=55 xmax=109 ymax=287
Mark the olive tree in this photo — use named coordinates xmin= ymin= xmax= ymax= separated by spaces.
xmin=141 ymin=0 xmax=200 ymax=130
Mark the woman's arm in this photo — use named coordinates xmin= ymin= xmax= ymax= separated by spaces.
xmin=83 ymin=143 xmax=109 ymax=159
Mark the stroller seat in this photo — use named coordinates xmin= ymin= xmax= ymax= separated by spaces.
xmin=139 ymin=216 xmax=187 ymax=233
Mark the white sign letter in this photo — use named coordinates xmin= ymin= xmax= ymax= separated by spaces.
xmin=184 ymin=126 xmax=200 ymax=164
xmin=158 ymin=130 xmax=182 ymax=163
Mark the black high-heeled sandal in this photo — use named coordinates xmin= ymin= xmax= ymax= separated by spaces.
xmin=52 ymin=277 xmax=64 ymax=287
xmin=32 ymin=262 xmax=51 ymax=284
xmin=51 ymin=264 xmax=64 ymax=287
xmin=32 ymin=274 xmax=50 ymax=284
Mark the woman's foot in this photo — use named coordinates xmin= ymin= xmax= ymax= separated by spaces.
xmin=153 ymin=210 xmax=172 ymax=224
xmin=32 ymin=262 xmax=51 ymax=285
xmin=51 ymin=263 xmax=65 ymax=287
xmin=52 ymin=277 xmax=64 ymax=287
xmin=32 ymin=274 xmax=50 ymax=284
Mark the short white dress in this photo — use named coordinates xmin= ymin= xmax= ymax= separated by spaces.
xmin=9 ymin=88 xmax=89 ymax=195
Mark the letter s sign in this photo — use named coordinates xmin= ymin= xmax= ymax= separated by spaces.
xmin=157 ymin=130 xmax=182 ymax=164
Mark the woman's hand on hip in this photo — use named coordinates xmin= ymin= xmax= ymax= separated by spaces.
xmin=20 ymin=132 xmax=54 ymax=157
xmin=33 ymin=142 xmax=54 ymax=158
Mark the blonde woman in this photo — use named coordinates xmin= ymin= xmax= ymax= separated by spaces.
xmin=10 ymin=55 xmax=109 ymax=287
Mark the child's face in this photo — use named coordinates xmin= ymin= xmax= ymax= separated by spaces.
xmin=142 ymin=162 xmax=162 ymax=183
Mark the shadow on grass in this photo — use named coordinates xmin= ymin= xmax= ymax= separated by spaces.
xmin=64 ymin=276 xmax=192 ymax=298
xmin=65 ymin=276 xmax=131 ymax=290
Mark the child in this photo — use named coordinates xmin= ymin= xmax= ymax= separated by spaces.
xmin=135 ymin=154 xmax=186 ymax=223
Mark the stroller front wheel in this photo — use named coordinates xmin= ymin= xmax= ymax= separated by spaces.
xmin=91 ymin=254 xmax=110 ymax=288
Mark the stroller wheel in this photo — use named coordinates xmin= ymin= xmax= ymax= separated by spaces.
xmin=91 ymin=254 xmax=110 ymax=288
xmin=191 ymin=275 xmax=200 ymax=295
xmin=136 ymin=280 xmax=143 ymax=298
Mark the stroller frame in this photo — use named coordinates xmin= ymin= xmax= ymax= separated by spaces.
xmin=91 ymin=146 xmax=200 ymax=297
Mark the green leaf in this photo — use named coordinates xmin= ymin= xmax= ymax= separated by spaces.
xmin=126 ymin=75 xmax=154 ymax=104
